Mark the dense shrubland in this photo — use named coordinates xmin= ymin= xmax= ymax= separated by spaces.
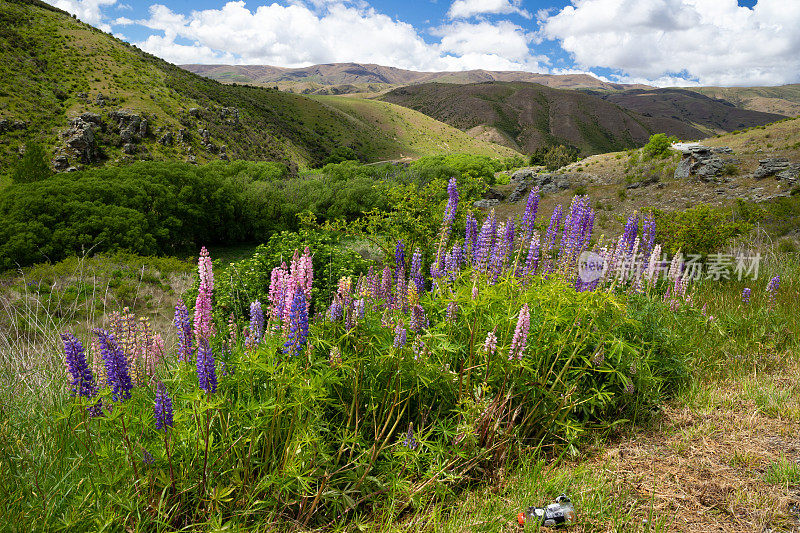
xmin=0 ymin=154 xmax=506 ymax=271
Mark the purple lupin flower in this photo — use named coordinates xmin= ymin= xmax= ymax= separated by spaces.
xmin=508 ymin=304 xmax=531 ymax=361
xmin=475 ymin=211 xmax=495 ymax=270
xmin=410 ymin=248 xmax=425 ymax=294
xmin=395 ymin=240 xmax=406 ymax=272
xmin=742 ymin=287 xmax=751 ymax=303
xmin=642 ymin=213 xmax=656 ymax=260
xmin=328 ymin=296 xmax=343 ymax=321
xmin=483 ymin=329 xmax=497 ymax=356
xmin=409 ymin=304 xmax=429 ymax=332
xmin=196 ymin=338 xmax=217 ymax=393
xmin=94 ymin=329 xmax=133 ymax=402
xmin=248 ymin=300 xmax=264 ymax=346
xmin=393 ymin=322 xmax=407 ymax=348
xmin=174 ymin=301 xmax=194 ymax=362
xmin=502 ymin=219 xmax=515 ymax=268
xmin=380 ymin=266 xmax=393 ymax=308
xmin=622 ymin=213 xmax=639 ymax=253
xmin=766 ymin=275 xmax=780 ymax=306
xmin=446 ymin=301 xmax=458 ymax=321
xmin=464 ymin=212 xmax=478 ymax=262
xmin=61 ymin=333 xmax=102 ymax=416
xmin=522 ymin=186 xmax=540 ymax=238
xmin=154 ymin=381 xmax=173 ymax=431
xmin=444 ymin=177 xmax=459 ymax=229
xmin=403 ymin=422 xmax=418 ymax=450
xmin=545 ymin=205 xmax=563 ymax=251
xmin=283 ymin=288 xmax=309 ymax=357
xmin=523 ymin=233 xmax=541 ymax=277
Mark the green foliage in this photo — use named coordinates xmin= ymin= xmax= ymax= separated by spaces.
xmin=16 ymin=263 xmax=692 ymax=529
xmin=10 ymin=142 xmax=51 ymax=183
xmin=542 ymin=145 xmax=579 ymax=171
xmin=322 ymin=146 xmax=359 ymax=165
xmin=641 ymin=133 xmax=678 ymax=161
xmin=654 ymin=204 xmax=751 ymax=256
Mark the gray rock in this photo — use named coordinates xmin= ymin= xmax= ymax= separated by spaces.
xmin=776 ymin=165 xmax=800 ymax=183
xmin=76 ymin=92 xmax=87 ymax=100
xmin=0 ymin=118 xmax=27 ymax=134
xmin=95 ymin=93 xmax=106 ymax=107
xmin=52 ymin=155 xmax=70 ymax=171
xmin=62 ymin=116 xmax=100 ymax=163
xmin=109 ymin=110 xmax=147 ymax=144
xmin=219 ymin=106 xmax=240 ymax=127
xmin=177 ymin=128 xmax=190 ymax=143
xmin=122 ymin=143 xmax=136 ymax=155
xmin=484 ymin=187 xmax=505 ymax=200
xmin=188 ymin=108 xmax=203 ymax=118
xmin=199 ymin=128 xmax=210 ymax=143
xmin=753 ymin=158 xmax=792 ymax=179
xmin=80 ymin=112 xmax=102 ymax=125
xmin=158 ymin=131 xmax=174 ymax=146
xmin=473 ymin=199 xmax=500 ymax=208
xmin=674 ymin=145 xmax=728 ymax=182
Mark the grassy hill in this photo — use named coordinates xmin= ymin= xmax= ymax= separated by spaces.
xmin=310 ymin=96 xmax=519 ymax=159
xmin=587 ymin=88 xmax=787 ymax=136
xmin=381 ymin=81 xmax=706 ymax=155
xmin=0 ymin=0 xmax=513 ymax=176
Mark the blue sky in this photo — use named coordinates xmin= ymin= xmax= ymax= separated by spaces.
xmin=47 ymin=0 xmax=797 ymax=87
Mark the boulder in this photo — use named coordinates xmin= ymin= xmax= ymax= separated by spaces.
xmin=219 ymin=106 xmax=240 ymax=127
xmin=52 ymin=154 xmax=70 ymax=171
xmin=177 ymin=128 xmax=190 ymax=143
xmin=158 ymin=131 xmax=174 ymax=145
xmin=95 ymin=93 xmax=107 ymax=107
xmin=80 ymin=112 xmax=102 ymax=125
xmin=188 ymin=107 xmax=203 ymax=118
xmin=109 ymin=110 xmax=147 ymax=143
xmin=473 ymin=199 xmax=500 ymax=208
xmin=62 ymin=116 xmax=100 ymax=163
xmin=752 ymin=158 xmax=792 ymax=180
xmin=484 ymin=187 xmax=505 ymax=200
xmin=674 ymin=146 xmax=731 ymax=182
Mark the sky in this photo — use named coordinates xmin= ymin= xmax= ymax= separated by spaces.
xmin=44 ymin=0 xmax=800 ymax=87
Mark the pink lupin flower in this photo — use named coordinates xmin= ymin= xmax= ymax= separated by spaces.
xmin=509 ymin=304 xmax=531 ymax=361
xmin=268 ymin=264 xmax=288 ymax=320
xmin=194 ymin=246 xmax=215 ymax=341
xmin=483 ymin=328 xmax=498 ymax=356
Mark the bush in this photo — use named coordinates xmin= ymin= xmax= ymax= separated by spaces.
xmin=654 ymin=203 xmax=751 ymax=256
xmin=642 ymin=133 xmax=678 ymax=161
xmin=10 ymin=142 xmax=52 ymax=183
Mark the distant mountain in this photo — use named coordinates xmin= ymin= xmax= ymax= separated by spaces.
xmin=686 ymin=85 xmax=800 ymax=117
xmin=0 ymin=0 xmax=512 ymax=176
xmin=181 ymin=63 xmax=652 ymax=92
xmin=380 ymin=82 xmax=706 ymax=155
xmin=586 ymin=88 xmax=788 ymax=135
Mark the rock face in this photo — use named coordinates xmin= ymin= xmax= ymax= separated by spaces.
xmin=753 ymin=158 xmax=800 ymax=183
xmin=62 ymin=116 xmax=100 ymax=164
xmin=108 ymin=110 xmax=147 ymax=144
xmin=219 ymin=107 xmax=240 ymax=127
xmin=674 ymin=146 xmax=735 ymax=182
xmin=506 ymin=167 xmax=575 ymax=202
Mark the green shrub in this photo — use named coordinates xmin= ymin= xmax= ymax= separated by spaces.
xmin=10 ymin=142 xmax=52 ymax=183
xmin=642 ymin=133 xmax=678 ymax=161
xmin=654 ymin=204 xmax=751 ymax=256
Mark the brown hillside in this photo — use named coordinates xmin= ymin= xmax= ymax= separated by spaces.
xmin=380 ymin=82 xmax=704 ymax=154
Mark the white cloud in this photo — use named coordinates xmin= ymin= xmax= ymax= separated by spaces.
xmin=130 ymin=1 xmax=544 ymax=72
xmin=433 ymin=21 xmax=545 ymax=70
xmin=447 ymin=0 xmax=531 ymax=19
xmin=540 ymin=0 xmax=800 ymax=86
xmin=47 ymin=0 xmax=117 ymax=31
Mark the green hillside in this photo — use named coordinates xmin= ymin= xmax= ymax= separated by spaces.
xmin=311 ymin=96 xmax=519 ymax=159
xmin=0 ymin=0 xmax=513 ymax=176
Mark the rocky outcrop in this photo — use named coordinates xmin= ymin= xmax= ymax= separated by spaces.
xmin=0 ymin=118 xmax=28 ymax=133
xmin=507 ymin=167 xmax=575 ymax=202
xmin=674 ymin=146 xmax=736 ymax=182
xmin=158 ymin=131 xmax=174 ymax=145
xmin=219 ymin=107 xmax=240 ymax=127
xmin=108 ymin=110 xmax=147 ymax=144
xmin=62 ymin=115 xmax=100 ymax=164
xmin=752 ymin=158 xmax=800 ymax=183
